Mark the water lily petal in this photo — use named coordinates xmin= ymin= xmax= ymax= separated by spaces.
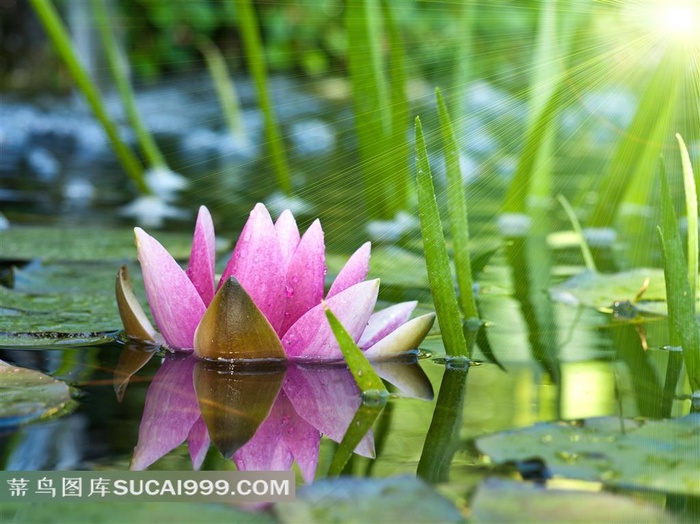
xmin=327 ymin=242 xmax=371 ymax=298
xmin=277 ymin=391 xmax=321 ymax=484
xmin=187 ymin=416 xmax=211 ymax=470
xmin=135 ymin=228 xmax=206 ymax=350
xmin=219 ymin=203 xmax=286 ymax=329
xmin=373 ymin=361 xmax=434 ymax=400
xmin=131 ymin=356 xmax=200 ymax=470
xmin=363 ymin=313 xmax=436 ymax=361
xmin=282 ymin=280 xmax=380 ymax=362
xmin=186 ymin=206 xmax=216 ymax=306
xmin=284 ymin=365 xmax=374 ymax=458
xmin=279 ymin=219 xmax=326 ymax=336
xmin=194 ymin=277 xmax=286 ymax=361
xmin=275 ymin=209 xmax=301 ymax=271
xmin=357 ymin=301 xmax=417 ymax=349
xmin=115 ymin=265 xmax=158 ymax=344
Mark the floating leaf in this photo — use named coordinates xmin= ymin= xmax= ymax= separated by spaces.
xmin=275 ymin=475 xmax=464 ymax=523
xmin=0 ymin=360 xmax=73 ymax=427
xmin=476 ymin=414 xmax=700 ymax=495
xmin=471 ymin=479 xmax=675 ymax=524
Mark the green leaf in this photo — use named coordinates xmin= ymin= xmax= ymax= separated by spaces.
xmin=327 ymin=401 xmax=384 ymax=477
xmin=476 ymin=414 xmax=700 ymax=495
xmin=557 ymin=195 xmax=597 ymax=272
xmin=275 ymin=475 xmax=464 ymax=523
xmin=0 ymin=360 xmax=74 ymax=427
xmin=324 ymin=307 xmax=386 ymax=392
xmin=676 ymin=134 xmax=698 ymax=302
xmin=415 ymin=116 xmax=469 ymax=358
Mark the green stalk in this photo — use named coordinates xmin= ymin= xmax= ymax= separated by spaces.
xmin=29 ymin=0 xmax=149 ymax=194
xmin=415 ymin=117 xmax=469 ymax=358
xmin=436 ymin=89 xmax=479 ymax=321
xmin=676 ymin=134 xmax=698 ymax=300
xmin=92 ymin=0 xmax=166 ymax=170
xmin=232 ymin=0 xmax=291 ymax=194
xmin=450 ymin=0 xmax=475 ymax=119
xmin=198 ymin=37 xmax=245 ymax=139
xmin=557 ymin=195 xmax=597 ymax=273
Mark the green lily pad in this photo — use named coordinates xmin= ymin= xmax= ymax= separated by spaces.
xmin=550 ymin=268 xmax=700 ymax=317
xmin=0 ymin=360 xmax=74 ymax=427
xmin=476 ymin=414 xmax=700 ymax=495
xmin=471 ymin=479 xmax=675 ymax=523
xmin=0 ymin=226 xmax=194 ymax=262
xmin=0 ymin=261 xmax=147 ymax=347
xmin=275 ymin=475 xmax=464 ymax=523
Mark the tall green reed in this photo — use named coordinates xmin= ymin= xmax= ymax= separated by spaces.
xmin=231 ymin=0 xmax=291 ymax=194
xmin=30 ymin=0 xmax=150 ymax=195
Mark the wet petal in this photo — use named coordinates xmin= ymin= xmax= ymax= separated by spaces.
xmin=363 ymin=313 xmax=436 ymax=361
xmin=284 ymin=365 xmax=374 ymax=458
xmin=115 ymin=265 xmax=158 ymax=344
xmin=357 ymin=301 xmax=417 ymax=349
xmin=277 ymin=391 xmax=321 ymax=484
xmin=194 ymin=277 xmax=285 ymax=361
xmin=135 ymin=228 xmax=206 ymax=350
xmin=219 ymin=203 xmax=286 ymax=330
xmin=275 ymin=209 xmax=301 ymax=271
xmin=282 ymin=280 xmax=380 ymax=362
xmin=186 ymin=206 xmax=216 ymax=306
xmin=187 ymin=416 xmax=211 ymax=470
xmin=279 ymin=219 xmax=326 ymax=336
xmin=131 ymin=356 xmax=200 ymax=470
xmin=327 ymin=242 xmax=371 ymax=298
xmin=373 ymin=361 xmax=434 ymax=400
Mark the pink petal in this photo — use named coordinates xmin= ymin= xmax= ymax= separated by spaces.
xmin=362 ymin=313 xmax=436 ymax=361
xmin=327 ymin=242 xmax=371 ymax=298
xmin=131 ymin=355 xmax=200 ymax=470
xmin=279 ymin=219 xmax=326 ymax=336
xmin=284 ymin=365 xmax=374 ymax=458
xmin=275 ymin=210 xmax=301 ymax=271
xmin=357 ymin=301 xmax=417 ymax=349
xmin=219 ymin=203 xmax=286 ymax=330
xmin=282 ymin=280 xmax=380 ymax=362
xmin=135 ymin=228 xmax=206 ymax=350
xmin=277 ymin=391 xmax=321 ymax=483
xmin=186 ymin=206 xmax=216 ymax=306
xmin=188 ymin=416 xmax=211 ymax=470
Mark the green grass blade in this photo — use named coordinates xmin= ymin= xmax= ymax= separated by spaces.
xmin=415 ymin=117 xmax=469 ymax=358
xmin=557 ymin=195 xmax=597 ymax=273
xmin=346 ymin=0 xmax=392 ymax=218
xmin=658 ymin=169 xmax=700 ymax=391
xmin=198 ymin=37 xmax=245 ymax=139
xmin=92 ymin=0 xmax=166 ymax=170
xmin=29 ymin=0 xmax=149 ymax=195
xmin=232 ymin=0 xmax=291 ymax=194
xmin=676 ymin=134 xmax=698 ymax=300
xmin=328 ymin=401 xmax=384 ymax=476
xmin=436 ymin=88 xmax=478 ymax=321
xmin=325 ymin=307 xmax=387 ymax=393
xmin=449 ymin=0 xmax=475 ymax=119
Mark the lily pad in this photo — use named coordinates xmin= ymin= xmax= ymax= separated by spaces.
xmin=275 ymin=475 xmax=464 ymax=523
xmin=550 ymin=268 xmax=700 ymax=317
xmin=471 ymin=479 xmax=675 ymax=523
xmin=0 ymin=261 xmax=145 ymax=347
xmin=0 ymin=226 xmax=194 ymax=262
xmin=476 ymin=414 xmax=700 ymax=495
xmin=0 ymin=360 xmax=73 ymax=427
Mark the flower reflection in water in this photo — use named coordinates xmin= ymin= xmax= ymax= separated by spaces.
xmin=120 ymin=349 xmax=433 ymax=483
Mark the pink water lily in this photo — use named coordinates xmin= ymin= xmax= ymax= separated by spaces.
xmin=120 ymin=204 xmax=435 ymax=362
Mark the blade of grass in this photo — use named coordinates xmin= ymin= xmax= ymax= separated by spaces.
xmin=92 ymin=0 xmax=167 ymax=170
xmin=198 ymin=37 xmax=245 ymax=139
xmin=231 ymin=0 xmax=291 ymax=194
xmin=415 ymin=117 xmax=469 ymax=358
xmin=658 ymin=168 xmax=700 ymax=391
xmin=557 ymin=194 xmax=597 ymax=273
xmin=29 ymin=0 xmax=149 ymax=194
xmin=676 ymin=134 xmax=698 ymax=300
xmin=327 ymin=402 xmax=384 ymax=476
xmin=436 ymin=88 xmax=479 ymax=321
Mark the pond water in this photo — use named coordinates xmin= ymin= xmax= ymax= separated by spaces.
xmin=1 ymin=75 xmax=698 ymax=522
